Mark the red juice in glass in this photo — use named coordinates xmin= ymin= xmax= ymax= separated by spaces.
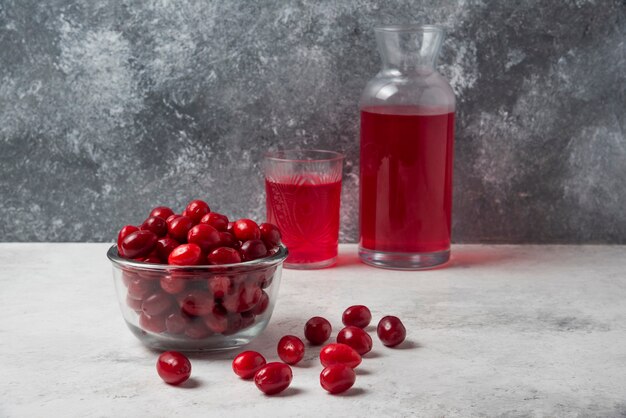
xmin=359 ymin=106 xmax=455 ymax=262
xmin=264 ymin=150 xmax=344 ymax=269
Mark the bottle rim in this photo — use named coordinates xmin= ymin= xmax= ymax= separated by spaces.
xmin=374 ymin=24 xmax=445 ymax=34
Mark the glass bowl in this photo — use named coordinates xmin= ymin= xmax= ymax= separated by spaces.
xmin=107 ymin=244 xmax=287 ymax=351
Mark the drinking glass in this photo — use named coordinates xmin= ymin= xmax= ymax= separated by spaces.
xmin=264 ymin=150 xmax=344 ymax=269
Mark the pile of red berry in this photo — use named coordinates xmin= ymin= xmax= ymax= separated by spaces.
xmin=116 ymin=199 xmax=283 ymax=339
xmin=117 ymin=199 xmax=282 ymax=265
xmin=156 ymin=305 xmax=407 ymax=396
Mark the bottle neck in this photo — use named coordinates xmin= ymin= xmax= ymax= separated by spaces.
xmin=375 ymin=26 xmax=444 ymax=75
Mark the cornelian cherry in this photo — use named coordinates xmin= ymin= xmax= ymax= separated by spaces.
xmin=207 ymin=275 xmax=231 ymax=299
xmin=239 ymin=239 xmax=267 ymax=261
xmin=184 ymin=200 xmax=210 ymax=224
xmin=156 ymin=351 xmax=191 ymax=385
xmin=377 ymin=316 xmax=406 ymax=347
xmin=139 ymin=312 xmax=167 ymax=333
xmin=167 ymin=216 xmax=193 ymax=242
xmin=203 ymin=305 xmax=229 ymax=333
xmin=337 ymin=326 xmax=373 ymax=355
xmin=232 ymin=351 xmax=266 ymax=379
xmin=233 ymin=219 xmax=261 ymax=241
xmin=252 ymin=290 xmax=270 ymax=315
xmin=168 ymin=243 xmax=202 ymax=265
xmin=155 ymin=237 xmax=179 ymax=262
xmin=254 ymin=362 xmax=292 ymax=395
xmin=223 ymin=283 xmax=262 ymax=313
xmin=304 ymin=316 xmax=332 ymax=345
xmin=184 ymin=322 xmax=212 ymax=339
xmin=187 ymin=224 xmax=220 ymax=253
xmin=218 ymin=232 xmax=238 ymax=248
xmin=179 ymin=290 xmax=214 ymax=316
xmin=120 ymin=230 xmax=158 ymax=259
xmin=259 ymin=223 xmax=281 ymax=248
xmin=160 ymin=274 xmax=186 ymax=294
xmin=200 ymin=212 xmax=229 ymax=231
xmin=165 ymin=312 xmax=189 ymax=334
xmin=320 ymin=364 xmax=356 ymax=394
xmin=319 ymin=343 xmax=361 ymax=369
xmin=117 ymin=225 xmax=138 ymax=253
xmin=150 ymin=206 xmax=175 ymax=220
xmin=208 ymin=247 xmax=241 ymax=265
xmin=342 ymin=305 xmax=372 ymax=328
xmin=141 ymin=216 xmax=168 ymax=237
xmin=277 ymin=335 xmax=305 ymax=365
xmin=141 ymin=292 xmax=174 ymax=316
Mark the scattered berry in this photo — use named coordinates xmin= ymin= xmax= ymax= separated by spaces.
xmin=342 ymin=305 xmax=372 ymax=328
xmin=377 ymin=316 xmax=406 ymax=347
xmin=277 ymin=335 xmax=305 ymax=365
xmin=157 ymin=351 xmax=191 ymax=385
xmin=304 ymin=316 xmax=332 ymax=345
xmin=320 ymin=364 xmax=356 ymax=394
xmin=232 ymin=351 xmax=267 ymax=379
xmin=319 ymin=343 xmax=361 ymax=369
xmin=254 ymin=362 xmax=292 ymax=395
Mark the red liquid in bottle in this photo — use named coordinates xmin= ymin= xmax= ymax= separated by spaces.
xmin=266 ymin=177 xmax=341 ymax=264
xmin=360 ymin=106 xmax=455 ymax=253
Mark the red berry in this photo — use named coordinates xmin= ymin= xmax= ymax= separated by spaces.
xmin=218 ymin=232 xmax=239 ymax=248
xmin=252 ymin=290 xmax=270 ymax=315
xmin=342 ymin=305 xmax=372 ymax=328
xmin=320 ymin=364 xmax=356 ymax=394
xmin=226 ymin=221 xmax=235 ymax=235
xmin=150 ymin=206 xmax=175 ymax=220
xmin=120 ymin=230 xmax=158 ymax=259
xmin=155 ymin=237 xmax=179 ymax=262
xmin=140 ymin=216 xmax=168 ymax=237
xmin=167 ymin=216 xmax=194 ymax=242
xmin=187 ymin=224 xmax=220 ymax=253
xmin=203 ymin=305 xmax=229 ymax=333
xmin=377 ymin=316 xmax=406 ymax=347
xmin=254 ymin=362 xmax=292 ymax=395
xmin=233 ymin=219 xmax=261 ymax=241
xmin=319 ymin=343 xmax=361 ymax=369
xmin=128 ymin=277 xmax=157 ymax=300
xmin=160 ymin=274 xmax=186 ymax=294
xmin=139 ymin=312 xmax=167 ymax=333
xmin=223 ymin=282 xmax=262 ymax=313
xmin=141 ymin=292 xmax=174 ymax=317
xmin=232 ymin=351 xmax=266 ymax=379
xmin=184 ymin=321 xmax=212 ymax=339
xmin=184 ymin=200 xmax=210 ymax=224
xmin=156 ymin=351 xmax=191 ymax=385
xmin=117 ymin=225 xmax=139 ymax=254
xmin=208 ymin=247 xmax=242 ymax=265
xmin=200 ymin=212 xmax=229 ymax=231
xmin=168 ymin=243 xmax=202 ymax=265
xmin=277 ymin=335 xmax=305 ymax=365
xmin=179 ymin=290 xmax=214 ymax=316
xmin=166 ymin=214 xmax=181 ymax=224
xmin=126 ymin=295 xmax=142 ymax=312
xmin=141 ymin=252 xmax=162 ymax=264
xmin=337 ymin=326 xmax=373 ymax=355
xmin=207 ymin=275 xmax=231 ymax=299
xmin=165 ymin=312 xmax=189 ymax=334
xmin=259 ymin=223 xmax=281 ymax=248
xmin=304 ymin=316 xmax=332 ymax=345
xmin=239 ymin=239 xmax=268 ymax=261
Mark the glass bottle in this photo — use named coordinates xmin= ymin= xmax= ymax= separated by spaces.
xmin=359 ymin=25 xmax=456 ymax=269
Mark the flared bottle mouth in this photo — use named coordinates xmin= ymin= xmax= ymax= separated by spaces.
xmin=374 ymin=24 xmax=445 ymax=35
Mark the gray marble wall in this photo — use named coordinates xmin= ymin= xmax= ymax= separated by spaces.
xmin=1 ymin=1 xmax=624 ymax=243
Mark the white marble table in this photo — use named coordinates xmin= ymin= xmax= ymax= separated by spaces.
xmin=1 ymin=244 xmax=625 ymax=417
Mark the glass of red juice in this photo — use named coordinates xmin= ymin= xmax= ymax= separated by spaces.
xmin=264 ymin=150 xmax=344 ymax=269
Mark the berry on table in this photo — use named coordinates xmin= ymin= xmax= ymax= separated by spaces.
xmin=319 ymin=343 xmax=362 ymax=369
xmin=320 ymin=364 xmax=356 ymax=394
xmin=342 ymin=305 xmax=372 ymax=328
xmin=304 ymin=316 xmax=332 ymax=345
xmin=377 ymin=316 xmax=406 ymax=347
xmin=254 ymin=362 xmax=292 ymax=395
xmin=277 ymin=335 xmax=305 ymax=365
xmin=156 ymin=351 xmax=191 ymax=385
xmin=337 ymin=326 xmax=373 ymax=355
xmin=232 ymin=351 xmax=267 ymax=379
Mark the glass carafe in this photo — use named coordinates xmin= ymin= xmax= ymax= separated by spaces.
xmin=359 ymin=25 xmax=455 ymax=269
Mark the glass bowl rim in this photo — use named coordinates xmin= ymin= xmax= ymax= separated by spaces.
xmin=264 ymin=149 xmax=345 ymax=163
xmin=107 ymin=243 xmax=288 ymax=272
